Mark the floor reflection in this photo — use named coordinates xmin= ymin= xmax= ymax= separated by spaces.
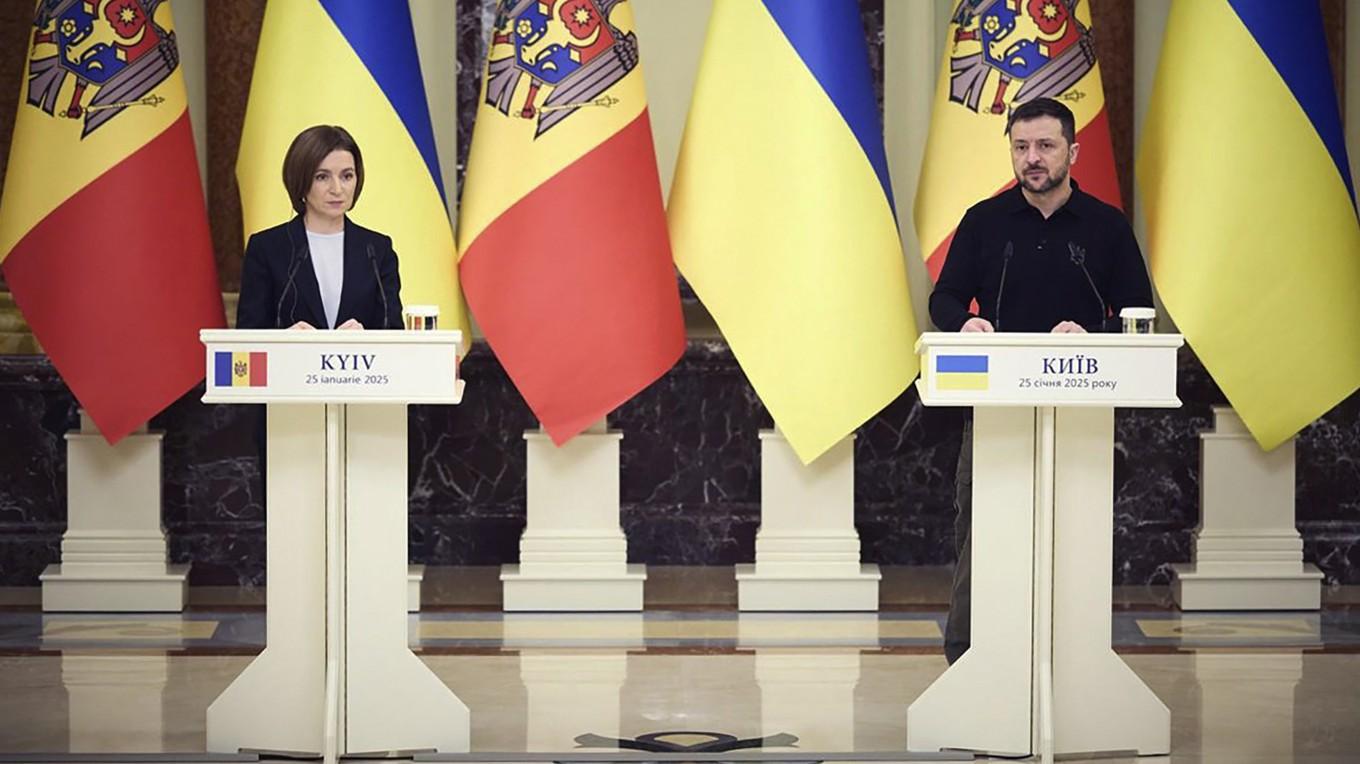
xmin=0 ymin=607 xmax=1358 ymax=761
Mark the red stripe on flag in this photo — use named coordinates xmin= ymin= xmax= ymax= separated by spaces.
xmin=460 ymin=110 xmax=685 ymax=443
xmin=250 ymin=352 xmax=267 ymax=387
xmin=1072 ymin=107 xmax=1122 ymax=210
xmin=2 ymin=113 xmax=225 ymax=442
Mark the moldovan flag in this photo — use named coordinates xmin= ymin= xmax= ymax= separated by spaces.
xmin=1138 ymin=0 xmax=1360 ymax=450
xmin=238 ymin=0 xmax=468 ymax=338
xmin=0 ymin=0 xmax=224 ymax=443
xmin=459 ymin=0 xmax=684 ymax=444
xmin=916 ymin=0 xmax=1122 ymax=280
xmin=668 ymin=0 xmax=919 ymax=464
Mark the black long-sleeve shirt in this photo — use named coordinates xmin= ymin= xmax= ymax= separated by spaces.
xmin=928 ymin=181 xmax=1154 ymax=333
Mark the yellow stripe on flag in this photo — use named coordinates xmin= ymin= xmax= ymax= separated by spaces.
xmin=936 ymin=373 xmax=988 ymax=392
xmin=230 ymin=352 xmax=250 ymax=388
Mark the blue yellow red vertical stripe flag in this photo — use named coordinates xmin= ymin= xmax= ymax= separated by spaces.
xmin=0 ymin=0 xmax=225 ymax=442
xmin=458 ymin=0 xmax=685 ymax=444
xmin=1137 ymin=0 xmax=1360 ymax=450
xmin=214 ymin=351 xmax=268 ymax=388
xmin=916 ymin=0 xmax=1123 ymax=281
xmin=237 ymin=0 xmax=468 ymax=339
xmin=667 ymin=0 xmax=919 ymax=464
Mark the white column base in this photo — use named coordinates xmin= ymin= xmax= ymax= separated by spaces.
xmin=408 ymin=564 xmax=423 ymax=613
xmin=740 ymin=431 xmax=877 ymax=612
xmin=40 ymin=563 xmax=188 ymax=612
xmin=501 ymin=563 xmax=646 ymax=611
xmin=1174 ymin=407 xmax=1319 ymax=611
xmin=735 ymin=563 xmax=881 ymax=611
xmin=504 ymin=425 xmax=643 ymax=612
xmin=44 ymin=414 xmax=186 ymax=613
xmin=1172 ymin=562 xmax=1322 ymax=610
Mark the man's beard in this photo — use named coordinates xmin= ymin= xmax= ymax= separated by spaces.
xmin=1018 ymin=162 xmax=1070 ymax=194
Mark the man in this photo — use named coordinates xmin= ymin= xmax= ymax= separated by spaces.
xmin=929 ymin=97 xmax=1154 ymax=664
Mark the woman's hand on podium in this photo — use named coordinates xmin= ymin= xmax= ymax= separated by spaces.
xmin=1050 ymin=321 xmax=1086 ymax=334
xmin=337 ymin=319 xmax=364 ymax=331
xmin=289 ymin=321 xmax=316 ymax=330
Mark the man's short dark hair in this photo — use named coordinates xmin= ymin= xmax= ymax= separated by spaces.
xmin=1005 ymin=98 xmax=1076 ymax=145
xmin=282 ymin=125 xmax=365 ymax=215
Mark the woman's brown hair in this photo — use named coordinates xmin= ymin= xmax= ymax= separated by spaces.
xmin=281 ymin=125 xmax=364 ymax=215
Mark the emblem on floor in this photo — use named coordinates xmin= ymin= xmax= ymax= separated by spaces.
xmin=576 ymin=730 xmax=800 ymax=755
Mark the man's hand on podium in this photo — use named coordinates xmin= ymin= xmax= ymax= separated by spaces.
xmin=1050 ymin=321 xmax=1086 ymax=334
xmin=961 ymin=317 xmax=995 ymax=333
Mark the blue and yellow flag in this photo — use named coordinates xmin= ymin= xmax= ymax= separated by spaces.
xmin=668 ymin=0 xmax=919 ymax=464
xmin=1138 ymin=0 xmax=1360 ymax=450
xmin=237 ymin=0 xmax=467 ymax=337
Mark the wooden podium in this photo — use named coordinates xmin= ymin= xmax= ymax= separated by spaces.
xmin=907 ymin=332 xmax=1181 ymax=761
xmin=200 ymin=329 xmax=469 ymax=761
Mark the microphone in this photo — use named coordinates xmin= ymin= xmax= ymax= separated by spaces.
xmin=367 ymin=243 xmax=391 ymax=329
xmin=275 ymin=246 xmax=309 ymax=328
xmin=1068 ymin=242 xmax=1108 ymax=329
xmin=994 ymin=241 xmax=1013 ymax=331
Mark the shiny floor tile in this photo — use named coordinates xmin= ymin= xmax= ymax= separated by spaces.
xmin=2 ymin=651 xmax=1358 ymax=762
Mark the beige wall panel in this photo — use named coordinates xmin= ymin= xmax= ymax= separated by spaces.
xmin=885 ymin=0 xmax=941 ymax=333
xmin=632 ymin=0 xmax=713 ymax=199
xmin=171 ymin=0 xmax=207 ymax=195
xmin=411 ymin=0 xmax=459 ymax=221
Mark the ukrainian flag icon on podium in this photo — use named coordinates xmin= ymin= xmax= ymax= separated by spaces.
xmin=935 ymin=355 xmax=989 ymax=391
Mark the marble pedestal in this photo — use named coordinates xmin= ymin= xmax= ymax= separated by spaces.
xmin=1173 ymin=407 xmax=1321 ymax=610
xmin=502 ymin=423 xmax=644 ymax=611
xmin=737 ymin=432 xmax=879 ymax=611
xmin=41 ymin=414 xmax=186 ymax=612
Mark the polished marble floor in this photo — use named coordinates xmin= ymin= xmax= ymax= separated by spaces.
xmin=0 ymin=569 xmax=1357 ymax=764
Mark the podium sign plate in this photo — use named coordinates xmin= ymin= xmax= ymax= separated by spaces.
xmin=200 ymin=329 xmax=463 ymax=405
xmin=915 ymin=332 xmax=1183 ymax=408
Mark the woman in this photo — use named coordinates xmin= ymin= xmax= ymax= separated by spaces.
xmin=236 ymin=125 xmax=403 ymax=330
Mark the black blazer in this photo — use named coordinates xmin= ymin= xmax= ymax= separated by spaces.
xmin=236 ymin=215 xmax=403 ymax=330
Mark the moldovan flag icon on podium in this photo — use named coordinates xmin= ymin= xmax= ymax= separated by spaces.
xmin=1138 ymin=0 xmax=1360 ymax=450
xmin=238 ymin=0 xmax=469 ymax=340
xmin=916 ymin=0 xmax=1122 ymax=280
xmin=459 ymin=0 xmax=685 ymax=444
xmin=668 ymin=0 xmax=919 ymax=464
xmin=0 ymin=0 xmax=225 ymax=443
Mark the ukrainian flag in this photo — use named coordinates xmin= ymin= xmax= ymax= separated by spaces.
xmin=668 ymin=0 xmax=919 ymax=464
xmin=1138 ymin=0 xmax=1360 ymax=450
xmin=237 ymin=0 xmax=467 ymax=338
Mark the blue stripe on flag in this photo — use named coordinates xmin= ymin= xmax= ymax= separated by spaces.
xmin=214 ymin=352 xmax=233 ymax=387
xmin=760 ymin=0 xmax=894 ymax=212
xmin=1226 ymin=0 xmax=1354 ymax=201
xmin=936 ymin=355 xmax=988 ymax=374
xmin=318 ymin=0 xmax=447 ymax=203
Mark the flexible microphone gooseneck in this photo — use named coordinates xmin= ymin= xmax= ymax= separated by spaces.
xmin=994 ymin=240 xmax=1014 ymax=331
xmin=1067 ymin=242 xmax=1108 ymax=329
xmin=276 ymin=247 xmax=309 ymax=328
xmin=367 ymin=243 xmax=390 ymax=329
